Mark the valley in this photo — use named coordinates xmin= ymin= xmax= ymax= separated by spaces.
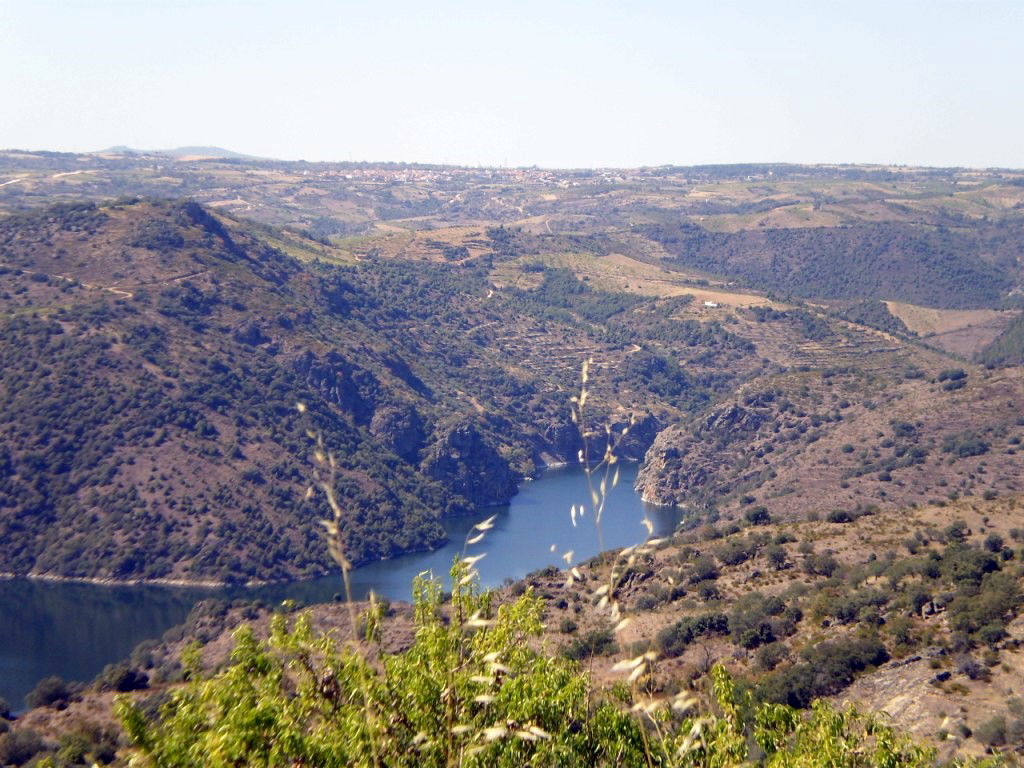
xmin=2 ymin=151 xmax=1024 ymax=763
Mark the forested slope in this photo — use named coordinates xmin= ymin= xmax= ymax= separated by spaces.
xmin=641 ymin=219 xmax=1022 ymax=309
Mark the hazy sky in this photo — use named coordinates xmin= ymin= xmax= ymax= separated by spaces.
xmin=3 ymin=0 xmax=1022 ymax=168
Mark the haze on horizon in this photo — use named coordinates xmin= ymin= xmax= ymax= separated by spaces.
xmin=2 ymin=0 xmax=1023 ymax=169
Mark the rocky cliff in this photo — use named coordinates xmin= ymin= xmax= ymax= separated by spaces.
xmin=420 ymin=422 xmax=518 ymax=506
xmin=635 ymin=392 xmax=782 ymax=508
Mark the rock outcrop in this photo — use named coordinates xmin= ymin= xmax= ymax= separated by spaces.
xmin=635 ymin=392 xmax=782 ymax=507
xmin=421 ymin=422 xmax=517 ymax=507
xmin=370 ymin=404 xmax=427 ymax=462
xmin=292 ymin=350 xmax=380 ymax=424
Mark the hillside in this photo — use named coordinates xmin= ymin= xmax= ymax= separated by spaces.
xmin=637 ymin=363 xmax=1024 ymax=520
xmin=639 ymin=219 xmax=1023 ymax=309
xmin=0 ymin=199 xmax=763 ymax=584
xmin=2 ymin=193 xmax=1019 ymax=586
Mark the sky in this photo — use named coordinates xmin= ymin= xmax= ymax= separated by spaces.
xmin=2 ymin=0 xmax=1022 ymax=168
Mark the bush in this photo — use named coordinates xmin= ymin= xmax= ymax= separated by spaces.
xmin=973 ymin=715 xmax=1006 ymax=748
xmin=55 ymin=721 xmax=119 ymax=765
xmin=804 ymin=552 xmax=840 ymax=577
xmin=942 ymin=433 xmax=989 ymax=458
xmin=696 ymin=581 xmax=721 ymax=601
xmin=655 ymin=612 xmax=729 ymax=658
xmin=958 ymin=656 xmax=989 ymax=682
xmin=887 ymin=616 xmax=916 ymax=648
xmin=947 ymin=571 xmax=1020 ymax=643
xmin=25 ymin=675 xmax=72 ymax=709
xmin=720 ymin=540 xmax=753 ymax=565
xmin=829 ymin=589 xmax=889 ymax=625
xmin=942 ymin=545 xmax=999 ymax=587
xmin=729 ymin=592 xmax=790 ymax=649
xmin=562 ymin=628 xmax=617 ymax=660
xmin=758 ymin=635 xmax=888 ymax=709
xmin=765 ymin=545 xmax=787 ymax=570
xmin=756 ymin=642 xmax=790 ymax=671
xmin=744 ymin=506 xmax=771 ymax=525
xmin=96 ymin=663 xmax=149 ymax=692
xmin=0 ymin=729 xmax=44 ymax=766
xmin=827 ymin=509 xmax=854 ymax=524
xmin=689 ymin=555 xmax=719 ymax=583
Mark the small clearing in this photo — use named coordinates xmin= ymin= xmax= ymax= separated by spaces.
xmin=885 ymin=301 xmax=1010 ymax=337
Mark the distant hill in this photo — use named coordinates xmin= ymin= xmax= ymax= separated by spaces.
xmin=639 ymin=219 xmax=1022 ymax=310
xmin=97 ymin=145 xmax=265 ymax=160
xmin=2 ymin=154 xmax=1022 ymax=315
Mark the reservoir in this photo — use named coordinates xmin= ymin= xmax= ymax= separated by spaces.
xmin=0 ymin=463 xmax=679 ymax=710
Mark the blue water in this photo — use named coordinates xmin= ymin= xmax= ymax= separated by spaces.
xmin=0 ymin=463 xmax=678 ymax=710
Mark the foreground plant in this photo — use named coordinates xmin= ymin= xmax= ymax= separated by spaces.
xmin=115 ymin=563 xmax=998 ymax=767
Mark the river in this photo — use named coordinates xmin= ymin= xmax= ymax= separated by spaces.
xmin=0 ymin=463 xmax=679 ymax=710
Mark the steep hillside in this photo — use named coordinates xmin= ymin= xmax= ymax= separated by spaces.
xmin=0 ymin=201 xmax=456 ymax=582
xmin=0 ymin=199 xmax=759 ymax=584
xmin=637 ymin=362 xmax=1024 ymax=522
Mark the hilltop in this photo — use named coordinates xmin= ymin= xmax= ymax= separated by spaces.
xmin=94 ymin=146 xmax=263 ymax=160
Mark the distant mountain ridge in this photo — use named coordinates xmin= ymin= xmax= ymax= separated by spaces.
xmin=96 ymin=145 xmax=267 ymax=160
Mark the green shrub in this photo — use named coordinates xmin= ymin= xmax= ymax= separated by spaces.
xmin=95 ymin=663 xmax=149 ymax=692
xmin=689 ymin=555 xmax=719 ymax=583
xmin=696 ymin=581 xmax=721 ymax=601
xmin=744 ymin=506 xmax=771 ymax=525
xmin=984 ymin=534 xmax=1004 ymax=553
xmin=756 ymin=642 xmax=790 ymax=671
xmin=942 ymin=432 xmax=989 ymax=458
xmin=827 ymin=509 xmax=854 ymax=524
xmin=563 ymin=628 xmax=617 ymax=660
xmin=973 ymin=715 xmax=1006 ymax=748
xmin=757 ymin=635 xmax=888 ymax=709
xmin=804 ymin=552 xmax=840 ymax=577
xmin=0 ymin=729 xmax=44 ymax=766
xmin=765 ymin=545 xmax=788 ymax=570
xmin=25 ymin=675 xmax=73 ymax=709
xmin=655 ymin=612 xmax=729 ymax=658
xmin=55 ymin=721 xmax=119 ymax=765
